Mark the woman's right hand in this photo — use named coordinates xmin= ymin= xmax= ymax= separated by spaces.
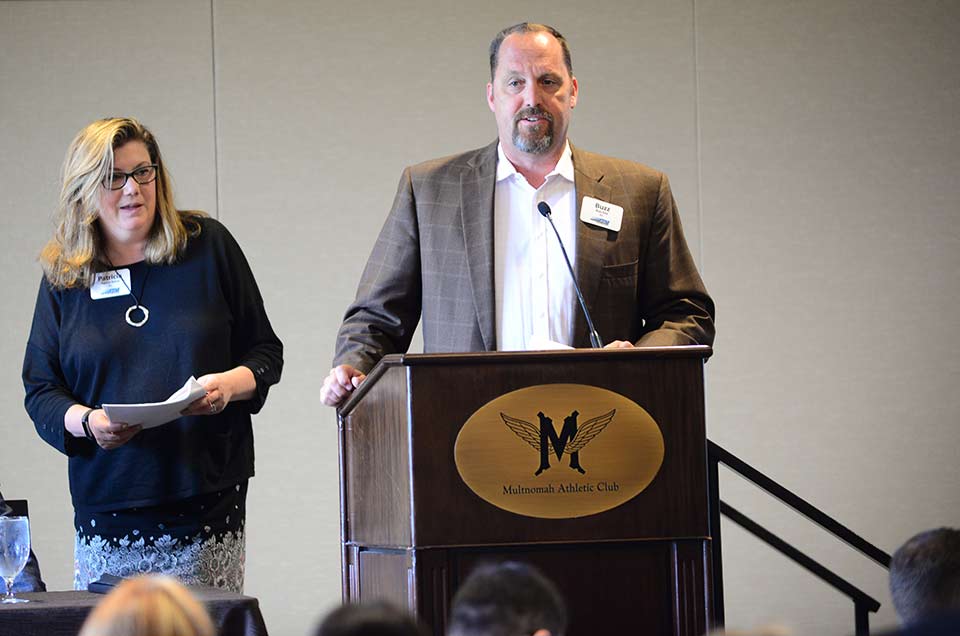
xmin=88 ymin=409 xmax=141 ymax=450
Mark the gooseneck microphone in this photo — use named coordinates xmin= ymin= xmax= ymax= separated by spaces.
xmin=537 ymin=201 xmax=603 ymax=349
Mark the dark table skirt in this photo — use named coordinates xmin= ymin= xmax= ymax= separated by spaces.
xmin=0 ymin=587 xmax=267 ymax=636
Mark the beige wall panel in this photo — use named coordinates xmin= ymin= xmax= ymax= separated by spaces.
xmin=698 ymin=1 xmax=960 ymax=633
xmin=10 ymin=1 xmax=954 ymax=635
xmin=0 ymin=0 xmax=215 ymax=594
xmin=212 ymin=1 xmax=698 ymax=633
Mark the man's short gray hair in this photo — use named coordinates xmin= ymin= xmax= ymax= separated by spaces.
xmin=890 ymin=527 xmax=960 ymax=624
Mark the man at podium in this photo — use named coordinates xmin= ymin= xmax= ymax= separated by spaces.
xmin=321 ymin=22 xmax=714 ymax=408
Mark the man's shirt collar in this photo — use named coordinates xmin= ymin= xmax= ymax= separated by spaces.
xmin=496 ymin=141 xmax=574 ymax=184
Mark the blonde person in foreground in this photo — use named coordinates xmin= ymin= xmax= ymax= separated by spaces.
xmin=22 ymin=117 xmax=283 ymax=591
xmin=78 ymin=575 xmax=214 ymax=636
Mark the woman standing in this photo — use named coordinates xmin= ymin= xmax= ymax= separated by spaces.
xmin=23 ymin=118 xmax=283 ymax=591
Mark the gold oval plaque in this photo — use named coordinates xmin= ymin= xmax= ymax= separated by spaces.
xmin=454 ymin=383 xmax=665 ymax=519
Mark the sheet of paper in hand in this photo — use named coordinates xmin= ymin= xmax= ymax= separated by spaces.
xmin=102 ymin=377 xmax=207 ymax=429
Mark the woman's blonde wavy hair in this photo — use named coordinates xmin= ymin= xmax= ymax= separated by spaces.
xmin=78 ymin=575 xmax=215 ymax=636
xmin=40 ymin=117 xmax=203 ymax=289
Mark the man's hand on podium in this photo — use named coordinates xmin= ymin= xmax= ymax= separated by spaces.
xmin=320 ymin=364 xmax=366 ymax=408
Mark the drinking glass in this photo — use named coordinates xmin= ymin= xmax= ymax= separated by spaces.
xmin=0 ymin=516 xmax=31 ymax=603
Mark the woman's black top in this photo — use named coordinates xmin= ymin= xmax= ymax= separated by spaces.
xmin=23 ymin=216 xmax=283 ymax=512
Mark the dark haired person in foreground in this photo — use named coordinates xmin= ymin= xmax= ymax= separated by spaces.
xmin=321 ymin=21 xmax=714 ymax=407
xmin=889 ymin=527 xmax=960 ymax=625
xmin=448 ymin=562 xmax=567 ymax=636
xmin=315 ymin=601 xmax=427 ymax=636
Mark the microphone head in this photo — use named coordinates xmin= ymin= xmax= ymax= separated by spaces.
xmin=537 ymin=201 xmax=552 ymax=217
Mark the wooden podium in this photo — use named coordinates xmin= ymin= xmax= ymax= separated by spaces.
xmin=337 ymin=346 xmax=714 ymax=636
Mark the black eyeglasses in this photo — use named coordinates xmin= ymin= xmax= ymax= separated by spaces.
xmin=103 ymin=164 xmax=158 ymax=190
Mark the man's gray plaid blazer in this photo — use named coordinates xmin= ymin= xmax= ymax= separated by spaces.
xmin=334 ymin=140 xmax=715 ymax=373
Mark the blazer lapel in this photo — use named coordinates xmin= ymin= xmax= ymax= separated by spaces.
xmin=461 ymin=141 xmax=498 ymax=351
xmin=572 ymin=145 xmax=613 ymax=346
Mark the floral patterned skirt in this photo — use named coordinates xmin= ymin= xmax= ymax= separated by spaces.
xmin=74 ymin=481 xmax=247 ymax=592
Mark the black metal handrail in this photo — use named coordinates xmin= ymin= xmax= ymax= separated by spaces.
xmin=707 ymin=440 xmax=891 ymax=636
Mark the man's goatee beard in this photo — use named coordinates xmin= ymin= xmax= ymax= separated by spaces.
xmin=513 ymin=130 xmax=554 ymax=154
xmin=512 ymin=107 xmax=554 ymax=154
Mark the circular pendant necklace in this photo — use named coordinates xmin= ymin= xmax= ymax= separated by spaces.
xmin=125 ymin=304 xmax=150 ymax=327
xmin=105 ymin=257 xmax=152 ymax=328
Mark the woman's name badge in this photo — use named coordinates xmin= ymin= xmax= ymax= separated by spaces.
xmin=90 ymin=269 xmax=131 ymax=300
xmin=580 ymin=196 xmax=623 ymax=232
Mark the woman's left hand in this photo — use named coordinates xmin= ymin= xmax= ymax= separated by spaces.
xmin=182 ymin=367 xmax=257 ymax=417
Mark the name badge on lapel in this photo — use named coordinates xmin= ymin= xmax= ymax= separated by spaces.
xmin=90 ymin=269 xmax=131 ymax=300
xmin=580 ymin=196 xmax=623 ymax=232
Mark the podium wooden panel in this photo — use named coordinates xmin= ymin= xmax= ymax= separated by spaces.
xmin=338 ymin=347 xmax=713 ymax=636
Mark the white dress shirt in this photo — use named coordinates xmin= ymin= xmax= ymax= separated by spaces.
xmin=494 ymin=142 xmax=578 ymax=351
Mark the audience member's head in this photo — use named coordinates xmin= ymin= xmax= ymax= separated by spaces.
xmin=78 ymin=575 xmax=215 ymax=636
xmin=890 ymin=527 xmax=960 ymax=625
xmin=314 ymin=601 xmax=427 ymax=636
xmin=448 ymin=561 xmax=567 ymax=636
